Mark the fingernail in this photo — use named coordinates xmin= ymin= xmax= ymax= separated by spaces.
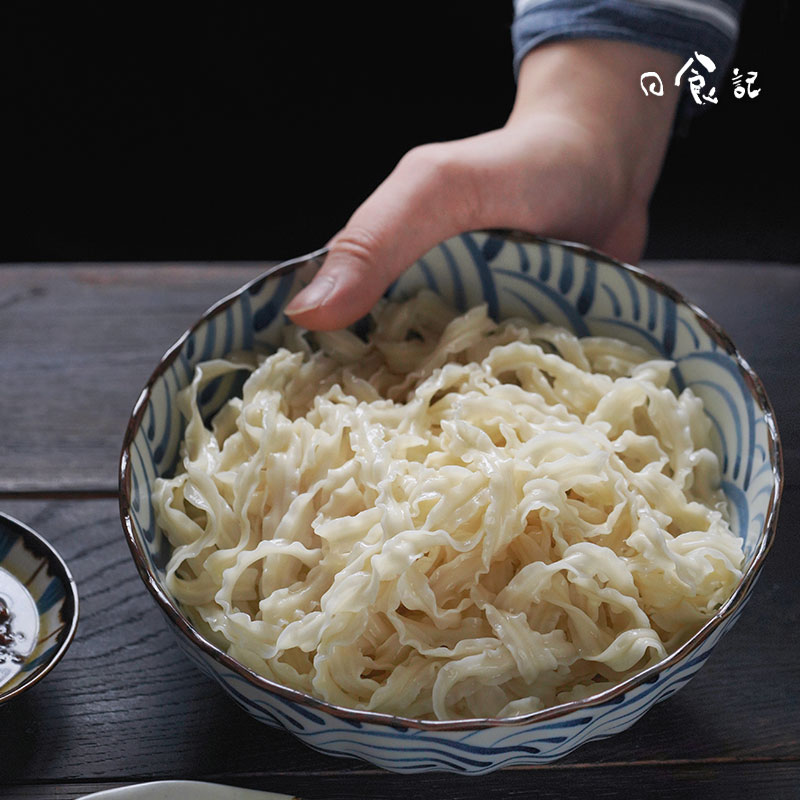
xmin=285 ymin=275 xmax=337 ymax=316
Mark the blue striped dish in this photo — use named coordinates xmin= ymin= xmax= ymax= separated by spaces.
xmin=119 ymin=231 xmax=782 ymax=773
xmin=0 ymin=512 xmax=79 ymax=703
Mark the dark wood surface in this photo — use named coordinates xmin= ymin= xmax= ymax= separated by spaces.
xmin=0 ymin=262 xmax=798 ymax=799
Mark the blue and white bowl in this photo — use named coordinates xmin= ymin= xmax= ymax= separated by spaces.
xmin=119 ymin=231 xmax=782 ymax=774
xmin=0 ymin=512 xmax=79 ymax=703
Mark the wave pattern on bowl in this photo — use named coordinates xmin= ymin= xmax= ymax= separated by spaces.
xmin=121 ymin=231 xmax=781 ymax=773
xmin=165 ymin=609 xmax=742 ymax=774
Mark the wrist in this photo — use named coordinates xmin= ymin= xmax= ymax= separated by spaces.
xmin=510 ymin=40 xmax=682 ymax=207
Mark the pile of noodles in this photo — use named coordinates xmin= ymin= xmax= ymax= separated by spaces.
xmin=154 ymin=291 xmax=743 ymax=720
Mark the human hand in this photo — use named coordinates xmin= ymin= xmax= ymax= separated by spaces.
xmin=286 ymin=40 xmax=682 ymax=330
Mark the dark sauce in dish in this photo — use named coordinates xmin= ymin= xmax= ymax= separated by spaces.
xmin=0 ymin=567 xmax=39 ymax=690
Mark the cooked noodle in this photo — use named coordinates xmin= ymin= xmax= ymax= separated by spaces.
xmin=154 ymin=291 xmax=743 ymax=719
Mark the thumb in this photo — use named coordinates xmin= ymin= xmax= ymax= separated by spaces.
xmin=285 ymin=143 xmax=480 ymax=330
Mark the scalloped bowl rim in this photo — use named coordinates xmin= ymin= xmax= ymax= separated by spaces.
xmin=119 ymin=231 xmax=783 ymax=731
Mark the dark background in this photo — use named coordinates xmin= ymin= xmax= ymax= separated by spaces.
xmin=3 ymin=2 xmax=796 ymax=264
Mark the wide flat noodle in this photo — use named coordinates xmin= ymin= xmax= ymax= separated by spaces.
xmin=154 ymin=291 xmax=743 ymax=720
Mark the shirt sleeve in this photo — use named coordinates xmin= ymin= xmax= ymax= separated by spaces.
xmin=512 ymin=0 xmax=745 ymax=115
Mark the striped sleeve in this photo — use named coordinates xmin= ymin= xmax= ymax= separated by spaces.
xmin=512 ymin=0 xmax=744 ymax=113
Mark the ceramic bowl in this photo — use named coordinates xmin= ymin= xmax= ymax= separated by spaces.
xmin=0 ymin=512 xmax=79 ymax=703
xmin=119 ymin=231 xmax=782 ymax=774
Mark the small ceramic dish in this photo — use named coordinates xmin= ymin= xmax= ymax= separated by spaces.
xmin=0 ymin=512 xmax=79 ymax=703
xmin=120 ymin=231 xmax=782 ymax=773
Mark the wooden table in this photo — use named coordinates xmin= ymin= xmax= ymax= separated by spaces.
xmin=0 ymin=262 xmax=798 ymax=799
